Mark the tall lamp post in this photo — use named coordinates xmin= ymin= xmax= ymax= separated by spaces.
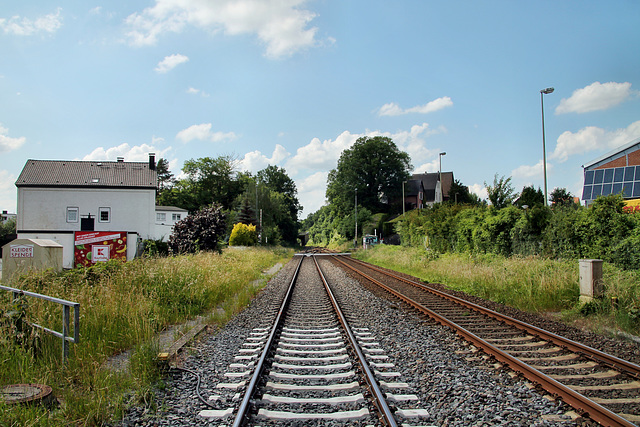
xmin=540 ymin=87 xmax=554 ymax=206
xmin=354 ymin=188 xmax=358 ymax=248
xmin=402 ymin=180 xmax=407 ymax=216
xmin=438 ymin=152 xmax=446 ymax=203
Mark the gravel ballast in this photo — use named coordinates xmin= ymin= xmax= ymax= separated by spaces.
xmin=121 ymin=256 xmax=592 ymax=426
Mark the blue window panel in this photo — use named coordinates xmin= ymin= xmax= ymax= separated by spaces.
xmin=614 ymin=167 xmax=625 ymax=182
xmin=623 ymin=183 xmax=633 ymax=198
xmin=582 ymin=185 xmax=592 ymax=200
xmin=603 ymin=168 xmax=614 ymax=183
xmin=602 ymin=183 xmax=613 ymax=196
xmin=584 ymin=170 xmax=595 ymax=185
xmin=636 ymin=166 xmax=640 ymax=181
xmin=634 ymin=182 xmax=640 ymax=198
xmin=625 ymin=166 xmax=635 ymax=182
xmin=592 ymin=184 xmax=602 ymax=197
xmin=612 ymin=182 xmax=623 ymax=195
xmin=594 ymin=169 xmax=604 ymax=184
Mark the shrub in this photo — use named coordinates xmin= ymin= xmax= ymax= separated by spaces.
xmin=229 ymin=223 xmax=258 ymax=246
xmin=168 ymin=204 xmax=226 ymax=254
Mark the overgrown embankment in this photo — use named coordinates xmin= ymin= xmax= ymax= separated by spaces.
xmin=0 ymin=247 xmax=292 ymax=426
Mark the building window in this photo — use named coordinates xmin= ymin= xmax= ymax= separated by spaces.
xmin=99 ymin=207 xmax=111 ymax=223
xmin=66 ymin=207 xmax=79 ymax=223
xmin=172 ymin=213 xmax=181 ymax=221
xmin=157 ymin=213 xmax=166 ymax=222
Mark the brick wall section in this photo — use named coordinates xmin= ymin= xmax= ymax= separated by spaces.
xmin=594 ymin=151 xmax=640 ymax=169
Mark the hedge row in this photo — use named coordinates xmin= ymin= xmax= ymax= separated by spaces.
xmin=396 ymin=194 xmax=640 ymax=270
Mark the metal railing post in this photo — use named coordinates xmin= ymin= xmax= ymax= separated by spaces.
xmin=62 ymin=305 xmax=70 ymax=362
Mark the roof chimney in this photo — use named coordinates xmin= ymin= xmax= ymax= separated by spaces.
xmin=149 ymin=153 xmax=156 ymax=171
xmin=117 ymin=157 xmax=124 ymax=162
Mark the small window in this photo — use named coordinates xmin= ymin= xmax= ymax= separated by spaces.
xmin=584 ymin=170 xmax=594 ymax=185
xmin=99 ymin=207 xmax=110 ymax=223
xmin=66 ymin=207 xmax=79 ymax=223
xmin=634 ymin=182 xmax=640 ymax=198
xmin=592 ymin=184 xmax=602 ymax=198
xmin=602 ymin=183 xmax=612 ymax=196
xmin=625 ymin=166 xmax=635 ymax=182
xmin=172 ymin=213 xmax=181 ymax=221
xmin=157 ymin=213 xmax=166 ymax=222
xmin=603 ymin=168 xmax=614 ymax=183
xmin=594 ymin=169 xmax=604 ymax=184
xmin=581 ymin=185 xmax=592 ymax=201
xmin=623 ymin=184 xmax=633 ymax=198
xmin=612 ymin=182 xmax=623 ymax=195
xmin=614 ymin=167 xmax=625 ymax=183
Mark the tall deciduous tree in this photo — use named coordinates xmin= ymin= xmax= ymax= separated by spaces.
xmin=514 ymin=185 xmax=544 ymax=208
xmin=326 ymin=136 xmax=412 ymax=214
xmin=485 ymin=174 xmax=516 ymax=209
xmin=180 ymin=156 xmax=243 ymax=212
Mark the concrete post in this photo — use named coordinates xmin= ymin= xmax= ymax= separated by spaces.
xmin=579 ymin=259 xmax=604 ymax=303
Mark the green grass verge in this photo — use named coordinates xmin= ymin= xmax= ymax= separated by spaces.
xmin=353 ymin=245 xmax=640 ymax=337
xmin=0 ymin=246 xmax=293 ymax=426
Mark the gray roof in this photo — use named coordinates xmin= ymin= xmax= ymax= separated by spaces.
xmin=156 ymin=206 xmax=188 ymax=212
xmin=16 ymin=159 xmax=158 ymax=189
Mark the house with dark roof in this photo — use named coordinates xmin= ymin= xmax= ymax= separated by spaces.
xmin=581 ymin=137 xmax=640 ymax=205
xmin=15 ymin=154 xmax=159 ymax=268
xmin=407 ymin=171 xmax=454 ymax=208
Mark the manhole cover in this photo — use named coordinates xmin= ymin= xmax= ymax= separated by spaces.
xmin=1 ymin=384 xmax=53 ymax=405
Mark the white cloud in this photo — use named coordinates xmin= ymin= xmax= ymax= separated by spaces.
xmin=555 ymin=82 xmax=636 ymax=114
xmin=511 ymin=160 xmax=547 ymax=180
xmin=0 ymin=124 xmax=26 ymax=152
xmin=378 ymin=97 xmax=453 ymax=116
xmin=297 ymin=171 xmax=328 ymax=218
xmin=82 ymin=142 xmax=171 ymax=162
xmin=285 ymin=130 xmax=359 ymax=175
xmin=186 ymin=87 xmax=210 ymax=97
xmin=468 ymin=183 xmax=488 ymax=201
xmin=155 ymin=53 xmax=189 ymax=73
xmin=0 ymin=8 xmax=63 ymax=36
xmin=239 ymin=144 xmax=290 ymax=173
xmin=0 ymin=169 xmax=17 ymax=212
xmin=551 ymin=120 xmax=640 ymax=163
xmin=176 ymin=123 xmax=237 ymax=143
xmin=124 ymin=0 xmax=321 ymax=59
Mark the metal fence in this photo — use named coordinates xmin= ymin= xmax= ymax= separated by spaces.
xmin=0 ymin=284 xmax=80 ymax=362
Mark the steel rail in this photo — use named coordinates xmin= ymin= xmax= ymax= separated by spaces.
xmin=312 ymin=255 xmax=398 ymax=427
xmin=344 ymin=256 xmax=640 ymax=379
xmin=231 ymin=254 xmax=304 ymax=427
xmin=332 ymin=255 xmax=637 ymax=427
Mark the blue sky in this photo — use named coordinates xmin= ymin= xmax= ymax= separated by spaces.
xmin=1 ymin=1 xmax=639 ymax=218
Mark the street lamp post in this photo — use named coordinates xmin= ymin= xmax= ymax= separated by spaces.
xmin=402 ymin=180 xmax=407 ymax=216
xmin=540 ymin=87 xmax=554 ymax=206
xmin=354 ymin=188 xmax=358 ymax=248
xmin=438 ymin=152 xmax=446 ymax=203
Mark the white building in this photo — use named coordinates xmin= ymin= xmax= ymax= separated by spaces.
xmin=155 ymin=206 xmax=188 ymax=241
xmin=15 ymin=154 xmax=159 ymax=268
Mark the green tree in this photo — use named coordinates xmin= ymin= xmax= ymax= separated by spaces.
xmin=326 ymin=136 xmax=412 ymax=214
xmin=485 ymin=174 xmax=516 ymax=209
xmin=550 ymin=187 xmax=575 ymax=208
xmin=514 ymin=185 xmax=544 ymax=208
xmin=448 ymin=179 xmax=474 ymax=204
xmin=156 ymin=158 xmax=174 ymax=191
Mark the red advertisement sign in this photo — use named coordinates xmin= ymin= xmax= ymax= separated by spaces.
xmin=74 ymin=231 xmax=127 ymax=267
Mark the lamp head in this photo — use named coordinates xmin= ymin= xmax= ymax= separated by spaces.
xmin=541 ymin=87 xmax=554 ymax=94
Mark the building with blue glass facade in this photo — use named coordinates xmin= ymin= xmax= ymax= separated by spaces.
xmin=581 ymin=137 xmax=640 ymax=205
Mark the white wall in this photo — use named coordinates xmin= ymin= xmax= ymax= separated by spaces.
xmin=18 ymin=187 xmax=156 ymax=238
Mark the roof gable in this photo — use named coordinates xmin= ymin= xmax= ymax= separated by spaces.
xmin=16 ymin=159 xmax=158 ymax=189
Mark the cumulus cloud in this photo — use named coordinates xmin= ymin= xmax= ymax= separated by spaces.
xmin=0 ymin=124 xmax=26 ymax=152
xmin=124 ymin=0 xmax=322 ymax=59
xmin=551 ymin=120 xmax=640 ymax=163
xmin=186 ymin=87 xmax=210 ymax=97
xmin=297 ymin=171 xmax=328 ymax=218
xmin=0 ymin=8 xmax=63 ymax=36
xmin=176 ymin=123 xmax=237 ymax=143
xmin=82 ymin=142 xmax=171 ymax=162
xmin=378 ymin=97 xmax=453 ymax=116
xmin=285 ymin=131 xmax=359 ymax=175
xmin=511 ymin=160 xmax=547 ymax=180
xmin=239 ymin=144 xmax=290 ymax=173
xmin=556 ymin=82 xmax=636 ymax=114
xmin=468 ymin=183 xmax=488 ymax=201
xmin=0 ymin=169 xmax=17 ymax=212
xmin=155 ymin=53 xmax=189 ymax=73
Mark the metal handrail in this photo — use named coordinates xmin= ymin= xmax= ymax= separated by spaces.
xmin=0 ymin=285 xmax=80 ymax=362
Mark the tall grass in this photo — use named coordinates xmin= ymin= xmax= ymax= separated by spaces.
xmin=354 ymin=245 xmax=640 ymax=336
xmin=0 ymin=247 xmax=292 ymax=426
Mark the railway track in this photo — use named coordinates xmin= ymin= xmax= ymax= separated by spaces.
xmin=197 ymin=253 xmax=431 ymax=426
xmin=333 ymin=255 xmax=640 ymax=427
